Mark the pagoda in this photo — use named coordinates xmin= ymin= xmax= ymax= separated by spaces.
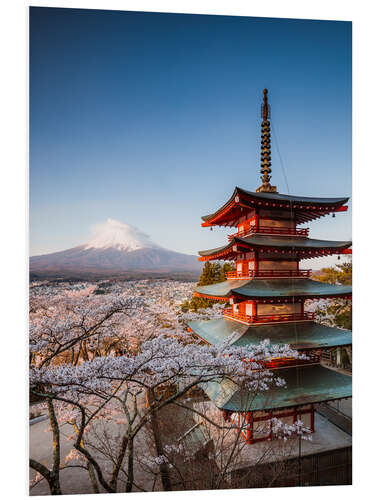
xmin=188 ymin=89 xmax=352 ymax=444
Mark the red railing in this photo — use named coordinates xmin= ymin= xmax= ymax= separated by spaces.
xmin=228 ymin=225 xmax=309 ymax=241
xmin=222 ymin=308 xmax=314 ymax=325
xmin=226 ymin=269 xmax=311 ymax=280
xmin=261 ymin=354 xmax=320 ymax=369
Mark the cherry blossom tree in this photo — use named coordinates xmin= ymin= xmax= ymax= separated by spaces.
xmin=29 ymin=280 xmax=307 ymax=495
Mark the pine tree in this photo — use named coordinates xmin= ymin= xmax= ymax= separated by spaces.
xmin=198 ymin=262 xmax=223 ymax=286
xmin=314 ymin=260 xmax=352 ymax=330
xmin=181 ymin=261 xmax=235 ymax=312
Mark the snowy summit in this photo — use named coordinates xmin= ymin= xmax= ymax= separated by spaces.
xmin=85 ymin=218 xmax=160 ymax=252
xmin=30 ymin=218 xmax=201 ymax=276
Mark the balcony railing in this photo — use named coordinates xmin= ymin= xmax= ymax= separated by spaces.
xmin=226 ymin=269 xmax=312 ymax=280
xmin=228 ymin=225 xmax=309 ymax=241
xmin=222 ymin=309 xmax=315 ymax=325
xmin=261 ymin=354 xmax=320 ymax=369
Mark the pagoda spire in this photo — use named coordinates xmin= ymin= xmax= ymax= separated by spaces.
xmin=256 ymin=88 xmax=278 ymax=193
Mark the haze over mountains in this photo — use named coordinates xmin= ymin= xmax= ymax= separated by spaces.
xmin=30 ymin=219 xmax=202 ymax=279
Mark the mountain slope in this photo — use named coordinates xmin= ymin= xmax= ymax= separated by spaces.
xmin=30 ymin=219 xmax=202 ymax=278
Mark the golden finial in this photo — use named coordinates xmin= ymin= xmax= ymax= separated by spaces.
xmin=256 ymin=89 xmax=277 ymax=193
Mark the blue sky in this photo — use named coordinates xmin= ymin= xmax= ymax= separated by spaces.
xmin=30 ymin=7 xmax=351 ymax=268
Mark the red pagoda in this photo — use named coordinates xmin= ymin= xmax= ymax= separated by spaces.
xmin=188 ymin=89 xmax=352 ymax=444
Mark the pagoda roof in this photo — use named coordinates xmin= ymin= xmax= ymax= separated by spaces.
xmin=201 ymin=364 xmax=352 ymax=412
xmin=195 ymin=278 xmax=352 ymax=300
xmin=188 ymin=317 xmax=352 ymax=351
xmin=198 ymin=234 xmax=352 ymax=261
xmin=202 ymin=187 xmax=349 ymax=227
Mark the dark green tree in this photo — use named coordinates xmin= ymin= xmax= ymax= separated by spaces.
xmin=181 ymin=261 xmax=235 ymax=312
xmin=198 ymin=262 xmax=222 ymax=286
xmin=314 ymin=261 xmax=352 ymax=286
xmin=314 ymin=260 xmax=352 ymax=330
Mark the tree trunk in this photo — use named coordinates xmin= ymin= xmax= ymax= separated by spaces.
xmin=29 ymin=458 xmax=62 ymax=495
xmin=109 ymin=435 xmax=128 ymax=491
xmin=47 ymin=399 xmax=62 ymax=494
xmin=73 ymin=422 xmax=99 ymax=493
xmin=149 ymin=409 xmax=172 ymax=491
xmin=125 ymin=437 xmax=134 ymax=492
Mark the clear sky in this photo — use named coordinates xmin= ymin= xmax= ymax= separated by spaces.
xmin=30 ymin=7 xmax=352 ymax=269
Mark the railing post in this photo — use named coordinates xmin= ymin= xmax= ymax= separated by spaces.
xmin=293 ymin=406 xmax=297 ymax=424
xmin=246 ymin=412 xmax=253 ymax=444
xmin=310 ymin=405 xmax=315 ymax=432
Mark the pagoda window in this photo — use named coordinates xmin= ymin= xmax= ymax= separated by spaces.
xmin=258 ymin=259 xmax=298 ymax=271
xmin=248 ymin=260 xmax=255 ymax=270
xmin=257 ymin=302 xmax=302 ymax=316
xmin=259 ymin=209 xmax=294 ymax=220
xmin=258 ymin=216 xmax=296 ymax=230
xmin=245 ymin=303 xmax=253 ymax=316
xmin=235 ymin=259 xmax=251 ymax=276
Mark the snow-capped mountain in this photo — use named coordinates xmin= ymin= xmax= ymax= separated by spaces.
xmin=84 ymin=219 xmax=160 ymax=252
xmin=30 ymin=219 xmax=202 ymax=278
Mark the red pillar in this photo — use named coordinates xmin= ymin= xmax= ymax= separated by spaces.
xmin=254 ymin=252 xmax=259 ymax=273
xmin=293 ymin=406 xmax=297 ymax=424
xmin=246 ymin=412 xmax=253 ymax=444
xmin=310 ymin=405 xmax=315 ymax=432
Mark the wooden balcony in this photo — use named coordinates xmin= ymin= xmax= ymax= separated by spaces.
xmin=228 ymin=225 xmax=309 ymax=241
xmin=261 ymin=354 xmax=320 ymax=369
xmin=222 ymin=308 xmax=315 ymax=325
xmin=226 ymin=269 xmax=312 ymax=280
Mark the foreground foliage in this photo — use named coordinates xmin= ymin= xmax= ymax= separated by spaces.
xmin=29 ymin=280 xmax=309 ymax=495
xmin=314 ymin=261 xmax=352 ymax=330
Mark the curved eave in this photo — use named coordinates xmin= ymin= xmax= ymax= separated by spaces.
xmin=201 ymin=186 xmax=349 ymax=227
xmin=193 ymin=292 xmax=228 ymax=301
xmin=188 ymin=317 xmax=352 ymax=351
xmin=198 ymin=235 xmax=352 ymax=261
xmin=195 ymin=279 xmax=248 ymax=298
xmin=195 ymin=278 xmax=352 ymax=300
xmin=202 ymin=364 xmax=352 ymax=412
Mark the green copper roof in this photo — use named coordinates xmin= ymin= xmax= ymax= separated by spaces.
xmin=188 ymin=317 xmax=352 ymax=350
xmin=202 ymin=364 xmax=352 ymax=412
xmin=201 ymin=187 xmax=349 ymax=222
xmin=198 ymin=234 xmax=352 ymax=257
xmin=196 ymin=279 xmax=248 ymax=297
xmin=195 ymin=278 xmax=352 ymax=299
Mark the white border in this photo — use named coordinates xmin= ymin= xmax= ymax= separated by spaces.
xmin=1 ymin=1 xmax=374 ymax=499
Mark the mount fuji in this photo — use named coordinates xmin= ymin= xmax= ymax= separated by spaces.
xmin=30 ymin=219 xmax=202 ymax=279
